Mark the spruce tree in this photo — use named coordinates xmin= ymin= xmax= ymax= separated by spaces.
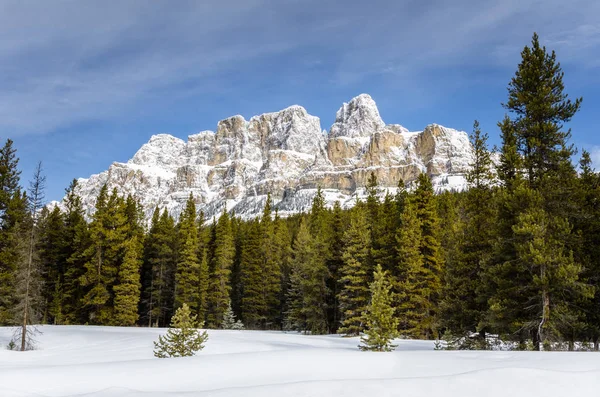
xmin=141 ymin=208 xmax=177 ymax=327
xmin=395 ymin=197 xmax=425 ymax=337
xmin=38 ymin=206 xmax=68 ymax=324
xmin=113 ymin=236 xmax=142 ymax=326
xmin=13 ymin=163 xmax=46 ymax=350
xmin=504 ymin=33 xmax=581 ymax=190
xmin=411 ymin=173 xmax=444 ymax=338
xmin=197 ymin=248 xmax=210 ymax=324
xmin=372 ymin=192 xmax=399 ymax=276
xmin=327 ymin=202 xmax=345 ymax=332
xmin=62 ymin=179 xmax=90 ymax=325
xmin=0 ymin=139 xmax=25 ymax=325
xmin=259 ymin=194 xmax=283 ymax=328
xmin=574 ymin=151 xmax=600 ymax=349
xmin=511 ymin=206 xmax=592 ymax=350
xmin=441 ymin=121 xmax=496 ymax=342
xmin=487 ymin=33 xmax=584 ymax=349
xmin=273 ymin=211 xmax=292 ymax=327
xmin=360 ymin=265 xmax=398 ymax=352
xmin=80 ymin=187 xmax=126 ymax=324
xmin=240 ymin=219 xmax=265 ymax=328
xmin=285 ymin=218 xmax=328 ymax=334
xmin=221 ymin=300 xmax=244 ymax=330
xmin=207 ymin=210 xmax=234 ymax=327
xmin=338 ymin=204 xmax=371 ymax=336
xmin=174 ymin=195 xmax=201 ymax=313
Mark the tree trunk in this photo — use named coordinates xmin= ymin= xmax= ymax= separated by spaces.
xmin=532 ymin=329 xmax=540 ymax=351
xmin=21 ymin=224 xmax=36 ymax=351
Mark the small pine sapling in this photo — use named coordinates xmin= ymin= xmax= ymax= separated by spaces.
xmin=153 ymin=303 xmax=208 ymax=358
xmin=221 ymin=300 xmax=244 ymax=330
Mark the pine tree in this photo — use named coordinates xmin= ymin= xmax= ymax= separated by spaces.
xmin=13 ymin=163 xmax=46 ymax=350
xmin=153 ymin=303 xmax=208 ymax=358
xmin=62 ymin=179 xmax=90 ymax=325
xmin=441 ymin=121 xmax=496 ymax=342
xmin=327 ymin=202 xmax=345 ymax=333
xmin=303 ymin=189 xmax=331 ymax=334
xmin=0 ymin=139 xmax=25 ymax=325
xmin=142 ymin=208 xmax=177 ymax=327
xmin=395 ymin=197 xmax=425 ymax=336
xmin=338 ymin=204 xmax=371 ymax=336
xmin=360 ymin=265 xmax=398 ymax=352
xmin=273 ymin=211 xmax=292 ymax=327
xmin=113 ymin=236 xmax=142 ymax=326
xmin=372 ymin=192 xmax=399 ymax=276
xmin=504 ymin=33 xmax=581 ymax=189
xmin=174 ymin=194 xmax=201 ymax=313
xmin=411 ymin=173 xmax=444 ymax=338
xmin=486 ymin=33 xmax=584 ymax=349
xmin=259 ymin=194 xmax=283 ymax=328
xmin=221 ymin=300 xmax=244 ymax=330
xmin=197 ymin=248 xmax=210 ymax=324
xmin=38 ymin=206 xmax=67 ymax=324
xmin=80 ymin=187 xmax=126 ymax=324
xmin=285 ymin=218 xmax=328 ymax=334
xmin=574 ymin=151 xmax=600 ymax=349
xmin=207 ymin=210 xmax=234 ymax=327
xmin=511 ymin=207 xmax=592 ymax=350
xmin=240 ymin=219 xmax=265 ymax=328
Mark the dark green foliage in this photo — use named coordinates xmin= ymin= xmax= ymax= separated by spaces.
xmin=79 ymin=187 xmax=126 ymax=324
xmin=113 ymin=236 xmax=142 ymax=326
xmin=338 ymin=204 xmax=371 ymax=336
xmin=441 ymin=121 xmax=496 ymax=339
xmin=61 ymin=179 xmax=90 ymax=325
xmin=360 ymin=265 xmax=398 ymax=352
xmin=504 ymin=33 xmax=581 ymax=188
xmin=0 ymin=139 xmax=26 ymax=324
xmin=285 ymin=218 xmax=328 ymax=334
xmin=207 ymin=210 xmax=234 ymax=327
xmin=240 ymin=220 xmax=265 ymax=328
xmin=38 ymin=206 xmax=68 ymax=324
xmin=411 ymin=174 xmax=444 ymax=338
xmin=327 ymin=202 xmax=345 ymax=332
xmin=141 ymin=208 xmax=177 ymax=327
xmin=396 ymin=197 xmax=425 ymax=336
xmin=175 ymin=195 xmax=201 ymax=313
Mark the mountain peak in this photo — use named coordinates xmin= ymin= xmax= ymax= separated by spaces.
xmin=329 ymin=94 xmax=385 ymax=139
xmin=129 ymin=134 xmax=185 ymax=167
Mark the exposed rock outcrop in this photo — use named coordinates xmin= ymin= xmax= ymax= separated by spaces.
xmin=66 ymin=94 xmax=474 ymax=220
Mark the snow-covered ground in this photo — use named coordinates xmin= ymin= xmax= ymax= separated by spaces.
xmin=0 ymin=326 xmax=598 ymax=397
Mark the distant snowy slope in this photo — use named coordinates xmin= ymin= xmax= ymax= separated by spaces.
xmin=0 ymin=326 xmax=598 ymax=397
xmin=65 ymin=94 xmax=474 ymax=221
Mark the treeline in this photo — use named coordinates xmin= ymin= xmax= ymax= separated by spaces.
xmin=1 ymin=33 xmax=599 ymax=351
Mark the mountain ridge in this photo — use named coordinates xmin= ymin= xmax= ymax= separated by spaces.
xmin=63 ymin=94 xmax=474 ymax=221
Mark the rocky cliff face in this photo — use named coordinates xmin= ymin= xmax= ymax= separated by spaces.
xmin=69 ymin=94 xmax=474 ymax=221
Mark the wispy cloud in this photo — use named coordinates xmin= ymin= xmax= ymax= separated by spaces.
xmin=0 ymin=0 xmax=598 ymax=136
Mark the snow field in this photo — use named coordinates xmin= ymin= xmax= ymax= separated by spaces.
xmin=0 ymin=326 xmax=598 ymax=397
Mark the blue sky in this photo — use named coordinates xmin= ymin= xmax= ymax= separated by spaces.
xmin=2 ymin=0 xmax=600 ymax=202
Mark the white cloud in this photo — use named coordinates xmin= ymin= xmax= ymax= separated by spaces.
xmin=0 ymin=0 xmax=598 ymax=136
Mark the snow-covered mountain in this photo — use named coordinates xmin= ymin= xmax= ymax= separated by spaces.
xmin=68 ymin=94 xmax=474 ymax=221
